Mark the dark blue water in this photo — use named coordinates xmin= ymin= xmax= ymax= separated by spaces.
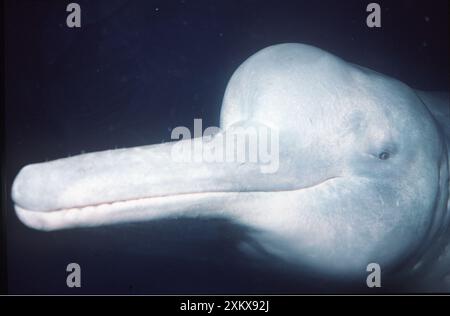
xmin=4 ymin=0 xmax=449 ymax=294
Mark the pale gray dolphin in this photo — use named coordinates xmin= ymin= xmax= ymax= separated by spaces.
xmin=11 ymin=43 xmax=449 ymax=290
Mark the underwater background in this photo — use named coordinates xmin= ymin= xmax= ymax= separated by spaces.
xmin=4 ymin=0 xmax=449 ymax=294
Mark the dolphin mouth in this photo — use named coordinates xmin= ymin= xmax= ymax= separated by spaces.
xmin=14 ymin=191 xmax=227 ymax=214
xmin=15 ymin=176 xmax=340 ymax=214
xmin=12 ymin=190 xmax=239 ymax=231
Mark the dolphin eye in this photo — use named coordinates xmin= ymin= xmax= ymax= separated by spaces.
xmin=378 ymin=151 xmax=390 ymax=160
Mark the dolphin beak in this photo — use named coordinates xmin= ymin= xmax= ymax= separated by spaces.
xmin=11 ymin=133 xmax=278 ymax=231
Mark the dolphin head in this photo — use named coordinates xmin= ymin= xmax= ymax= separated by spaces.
xmin=11 ymin=43 xmax=449 ymax=280
xmin=219 ymin=43 xmax=449 ymax=277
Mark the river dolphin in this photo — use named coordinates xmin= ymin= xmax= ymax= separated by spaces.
xmin=11 ymin=43 xmax=450 ymax=291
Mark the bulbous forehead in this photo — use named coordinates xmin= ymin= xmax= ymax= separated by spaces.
xmin=222 ymin=43 xmax=440 ymax=152
xmin=220 ymin=43 xmax=348 ymax=128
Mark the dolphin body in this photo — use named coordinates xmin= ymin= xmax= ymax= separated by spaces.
xmin=11 ymin=43 xmax=450 ymax=291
